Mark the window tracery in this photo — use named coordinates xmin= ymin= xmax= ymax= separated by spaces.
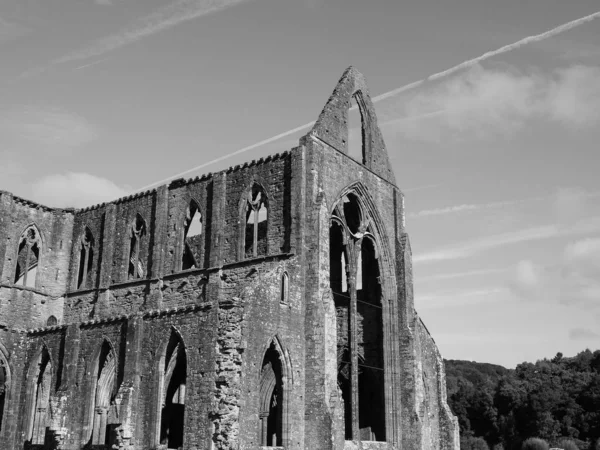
xmin=14 ymin=226 xmax=41 ymax=288
xmin=128 ymin=214 xmax=146 ymax=279
xmin=77 ymin=227 xmax=94 ymax=289
xmin=243 ymin=184 xmax=268 ymax=259
xmin=330 ymin=192 xmax=386 ymax=441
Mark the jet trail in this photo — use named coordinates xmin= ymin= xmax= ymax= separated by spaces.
xmin=134 ymin=10 xmax=600 ymax=192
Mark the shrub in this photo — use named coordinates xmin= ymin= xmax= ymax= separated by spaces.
xmin=461 ymin=435 xmax=490 ymax=450
xmin=522 ymin=437 xmax=549 ymax=450
xmin=554 ymin=438 xmax=579 ymax=450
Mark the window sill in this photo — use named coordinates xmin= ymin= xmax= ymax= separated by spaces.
xmin=0 ymin=282 xmax=49 ymax=297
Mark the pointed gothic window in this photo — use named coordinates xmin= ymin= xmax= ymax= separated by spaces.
xmin=128 ymin=214 xmax=146 ymax=279
xmin=259 ymin=342 xmax=283 ymax=447
xmin=329 ymin=193 xmax=386 ymax=442
xmin=244 ymin=184 xmax=268 ymax=259
xmin=14 ymin=226 xmax=41 ymax=288
xmin=280 ymin=272 xmax=289 ymax=304
xmin=348 ymin=93 xmax=366 ymax=163
xmin=0 ymin=358 xmax=6 ymax=434
xmin=157 ymin=331 xmax=187 ymax=449
xmin=182 ymin=200 xmax=203 ymax=270
xmin=90 ymin=341 xmax=118 ymax=447
xmin=77 ymin=227 xmax=94 ymax=289
xmin=27 ymin=347 xmax=52 ymax=446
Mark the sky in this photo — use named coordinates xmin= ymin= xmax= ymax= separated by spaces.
xmin=1 ymin=0 xmax=599 ymax=368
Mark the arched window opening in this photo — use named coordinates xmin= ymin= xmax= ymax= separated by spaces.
xmin=329 ymin=220 xmax=352 ymax=438
xmin=259 ymin=342 xmax=283 ymax=447
xmin=182 ymin=201 xmax=203 ymax=270
xmin=28 ymin=347 xmax=52 ymax=445
xmin=280 ymin=272 xmax=289 ymax=304
xmin=348 ymin=93 xmax=365 ymax=163
xmin=77 ymin=227 xmax=94 ymax=289
xmin=330 ymin=193 xmax=386 ymax=442
xmin=342 ymin=194 xmax=361 ymax=235
xmin=0 ymin=359 xmax=7 ymax=434
xmin=244 ymin=184 xmax=268 ymax=259
xmin=46 ymin=316 xmax=58 ymax=327
xmin=357 ymin=238 xmax=385 ymax=441
xmin=90 ymin=342 xmax=118 ymax=447
xmin=14 ymin=226 xmax=40 ymax=288
xmin=158 ymin=332 xmax=187 ymax=449
xmin=128 ymin=214 xmax=146 ymax=279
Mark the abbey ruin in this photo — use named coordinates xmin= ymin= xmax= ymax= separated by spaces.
xmin=0 ymin=67 xmax=459 ymax=449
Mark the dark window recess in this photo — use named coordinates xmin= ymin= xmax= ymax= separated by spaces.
xmin=244 ymin=184 xmax=268 ymax=259
xmin=182 ymin=201 xmax=203 ymax=270
xmin=128 ymin=214 xmax=146 ymax=279
xmin=159 ymin=332 xmax=186 ymax=449
xmin=330 ymin=196 xmax=386 ymax=442
xmin=77 ymin=227 xmax=94 ymax=289
xmin=259 ymin=343 xmax=283 ymax=447
xmin=29 ymin=347 xmax=52 ymax=445
xmin=0 ymin=361 xmax=6 ymax=433
xmin=14 ymin=226 xmax=40 ymax=288
xmin=90 ymin=342 xmax=119 ymax=446
xmin=46 ymin=316 xmax=58 ymax=327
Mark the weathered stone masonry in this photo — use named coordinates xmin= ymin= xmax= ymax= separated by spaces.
xmin=0 ymin=67 xmax=459 ymax=450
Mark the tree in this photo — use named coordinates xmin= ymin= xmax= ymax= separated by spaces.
xmin=521 ymin=437 xmax=549 ymax=450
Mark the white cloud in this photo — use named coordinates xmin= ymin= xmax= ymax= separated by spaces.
xmin=569 ymin=328 xmax=600 ymax=340
xmin=509 ymin=238 xmax=600 ymax=308
xmin=31 ymin=172 xmax=130 ymax=208
xmin=417 ymin=287 xmax=506 ymax=309
xmin=52 ymin=0 xmax=251 ymax=65
xmin=414 ymin=216 xmax=600 ymax=264
xmin=388 ymin=65 xmax=600 ymax=141
xmin=0 ymin=16 xmax=30 ymax=44
xmin=419 ymin=267 xmax=507 ymax=282
xmin=0 ymin=106 xmax=98 ymax=150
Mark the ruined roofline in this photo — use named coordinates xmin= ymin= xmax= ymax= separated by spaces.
xmin=0 ymin=150 xmax=292 ymax=213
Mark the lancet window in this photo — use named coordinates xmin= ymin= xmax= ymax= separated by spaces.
xmin=14 ymin=226 xmax=41 ymax=288
xmin=128 ymin=214 xmax=146 ymax=279
xmin=156 ymin=331 xmax=187 ymax=449
xmin=77 ymin=227 xmax=94 ymax=289
xmin=27 ymin=347 xmax=52 ymax=446
xmin=181 ymin=200 xmax=203 ymax=270
xmin=243 ymin=184 xmax=268 ymax=259
xmin=259 ymin=342 xmax=283 ymax=447
xmin=89 ymin=341 xmax=117 ymax=447
xmin=329 ymin=193 xmax=386 ymax=442
xmin=0 ymin=358 xmax=6 ymax=434
xmin=280 ymin=271 xmax=289 ymax=304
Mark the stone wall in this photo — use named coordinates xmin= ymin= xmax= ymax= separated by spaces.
xmin=0 ymin=67 xmax=459 ymax=450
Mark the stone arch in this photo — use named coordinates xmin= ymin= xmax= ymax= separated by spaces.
xmin=128 ymin=213 xmax=147 ymax=279
xmin=83 ymin=339 xmax=118 ymax=447
xmin=153 ymin=326 xmax=187 ymax=449
xmin=76 ymin=226 xmax=95 ymax=290
xmin=257 ymin=335 xmax=293 ymax=447
xmin=181 ymin=198 xmax=204 ymax=270
xmin=238 ymin=179 xmax=271 ymax=260
xmin=23 ymin=345 xmax=53 ymax=445
xmin=0 ymin=345 xmax=10 ymax=436
xmin=328 ymin=182 xmax=398 ymax=442
xmin=13 ymin=223 xmax=43 ymax=288
xmin=280 ymin=271 xmax=289 ymax=304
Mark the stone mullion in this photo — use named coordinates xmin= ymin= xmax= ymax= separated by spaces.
xmin=253 ymin=206 xmax=259 ymax=257
xmin=347 ymin=240 xmax=360 ymax=440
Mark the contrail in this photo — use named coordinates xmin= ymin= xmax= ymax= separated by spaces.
xmin=134 ymin=10 xmax=600 ymax=192
xmin=372 ymin=10 xmax=600 ymax=103
xmin=73 ymin=58 xmax=111 ymax=71
xmin=134 ymin=121 xmax=314 ymax=192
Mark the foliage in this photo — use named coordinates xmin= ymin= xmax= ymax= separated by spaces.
xmin=553 ymin=438 xmax=580 ymax=450
xmin=461 ymin=435 xmax=490 ymax=450
xmin=521 ymin=437 xmax=549 ymax=450
xmin=445 ymin=349 xmax=600 ymax=450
